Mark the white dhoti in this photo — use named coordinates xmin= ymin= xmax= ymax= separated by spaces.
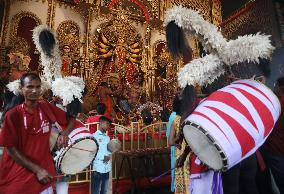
xmin=56 ymin=181 xmax=69 ymax=194
xmin=40 ymin=186 xmax=54 ymax=194
xmin=190 ymin=171 xmax=223 ymax=194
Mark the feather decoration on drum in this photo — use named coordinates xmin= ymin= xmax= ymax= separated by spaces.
xmin=164 ymin=6 xmax=275 ymax=87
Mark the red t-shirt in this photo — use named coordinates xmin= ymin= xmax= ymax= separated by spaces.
xmin=265 ymin=95 xmax=284 ymax=156
xmin=86 ymin=115 xmax=101 ymax=134
xmin=0 ymin=100 xmax=68 ymax=194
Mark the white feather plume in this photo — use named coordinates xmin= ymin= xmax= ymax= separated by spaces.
xmin=51 ymin=78 xmax=84 ymax=106
xmin=165 ymin=6 xmax=275 ymax=88
xmin=164 ymin=5 xmax=227 ymax=53
xmin=32 ymin=25 xmax=62 ymax=85
xmin=221 ymin=33 xmax=275 ymax=64
xmin=6 ymin=80 xmax=20 ymax=95
xmin=64 ymin=76 xmax=85 ymax=91
xmin=177 ymin=54 xmax=225 ymax=88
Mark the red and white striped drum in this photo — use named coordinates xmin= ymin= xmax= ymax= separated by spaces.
xmin=183 ymin=79 xmax=281 ymax=171
xmin=55 ymin=127 xmax=98 ymax=174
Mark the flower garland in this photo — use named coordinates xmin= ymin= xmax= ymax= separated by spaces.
xmin=137 ymin=102 xmax=163 ymax=114
xmin=164 ymin=6 xmax=275 ymax=88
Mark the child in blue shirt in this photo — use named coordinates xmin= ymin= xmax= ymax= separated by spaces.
xmin=92 ymin=115 xmax=112 ymax=194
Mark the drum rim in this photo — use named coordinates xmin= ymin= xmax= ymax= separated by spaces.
xmin=182 ymin=121 xmax=229 ymax=171
xmin=57 ymin=136 xmax=98 ymax=174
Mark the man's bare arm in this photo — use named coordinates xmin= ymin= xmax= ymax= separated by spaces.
xmin=7 ymin=147 xmax=52 ymax=184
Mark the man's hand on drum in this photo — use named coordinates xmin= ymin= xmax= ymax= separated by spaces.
xmin=35 ymin=167 xmax=53 ymax=184
xmin=57 ymin=132 xmax=69 ymax=148
xmin=103 ymin=155 xmax=111 ymax=163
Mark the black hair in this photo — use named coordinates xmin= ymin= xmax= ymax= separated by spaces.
xmin=39 ymin=30 xmax=55 ymax=57
xmin=66 ymin=98 xmax=82 ymax=122
xmin=276 ymin=77 xmax=284 ymax=87
xmin=96 ymin=103 xmax=106 ymax=115
xmin=1 ymin=73 xmax=41 ymax=125
xmin=65 ymin=86 xmax=87 ymax=122
xmin=99 ymin=116 xmax=111 ymax=123
xmin=180 ymin=85 xmax=196 ymax=122
xmin=166 ymin=21 xmax=189 ymax=59
xmin=257 ymin=58 xmax=271 ymax=77
xmin=20 ymin=72 xmax=41 ymax=86
xmin=172 ymin=95 xmax=182 ymax=115
xmin=160 ymin=108 xmax=170 ymax=122
xmin=141 ymin=109 xmax=153 ymax=125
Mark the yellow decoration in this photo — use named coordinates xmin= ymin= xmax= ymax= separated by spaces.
xmin=101 ymin=33 xmax=109 ymax=44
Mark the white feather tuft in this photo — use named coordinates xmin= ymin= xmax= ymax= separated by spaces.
xmin=164 ymin=6 xmax=227 ymax=53
xmin=32 ymin=25 xmax=62 ymax=85
xmin=221 ymin=33 xmax=275 ymax=65
xmin=165 ymin=6 xmax=275 ymax=88
xmin=6 ymin=80 xmax=20 ymax=95
xmin=51 ymin=78 xmax=84 ymax=106
xmin=177 ymin=54 xmax=225 ymax=88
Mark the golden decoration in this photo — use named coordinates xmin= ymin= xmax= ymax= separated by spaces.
xmin=221 ymin=0 xmax=272 ymax=39
xmin=57 ymin=20 xmax=81 ymax=47
xmin=167 ymin=0 xmax=212 ymax=22
xmin=9 ymin=37 xmax=30 ymax=55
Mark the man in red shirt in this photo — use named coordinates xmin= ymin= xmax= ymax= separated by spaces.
xmin=86 ymin=103 xmax=107 ymax=133
xmin=0 ymin=73 xmax=71 ymax=194
xmin=263 ymin=77 xmax=284 ymax=193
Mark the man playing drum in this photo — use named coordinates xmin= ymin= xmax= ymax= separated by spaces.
xmin=0 ymin=73 xmax=74 ymax=194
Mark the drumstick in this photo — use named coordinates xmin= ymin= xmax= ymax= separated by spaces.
xmin=53 ymin=169 xmax=97 ymax=179
xmin=70 ymin=147 xmax=96 ymax=153
xmin=150 ymin=167 xmax=175 ymax=182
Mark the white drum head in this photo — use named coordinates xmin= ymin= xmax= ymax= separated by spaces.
xmin=60 ymin=138 xmax=98 ymax=174
xmin=183 ymin=124 xmax=223 ymax=170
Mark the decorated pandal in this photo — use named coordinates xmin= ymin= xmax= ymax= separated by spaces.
xmin=1 ymin=0 xmax=277 ymax=193
xmin=0 ymin=0 xmax=224 ymax=128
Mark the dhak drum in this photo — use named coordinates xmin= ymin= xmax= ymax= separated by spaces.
xmin=107 ymin=138 xmax=122 ymax=153
xmin=183 ymin=79 xmax=281 ymax=171
xmin=54 ymin=127 xmax=98 ymax=174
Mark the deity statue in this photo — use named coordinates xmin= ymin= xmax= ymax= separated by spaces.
xmin=61 ymin=45 xmax=72 ymax=76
